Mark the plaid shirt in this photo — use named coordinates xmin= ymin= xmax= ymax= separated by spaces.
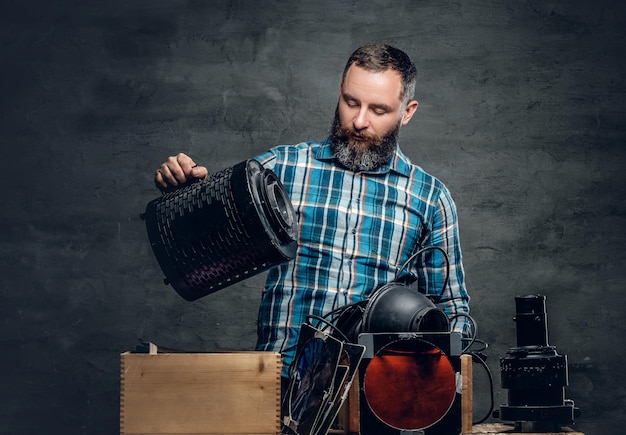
xmin=254 ymin=139 xmax=470 ymax=375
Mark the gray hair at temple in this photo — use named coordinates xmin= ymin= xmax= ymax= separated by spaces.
xmin=341 ymin=44 xmax=417 ymax=107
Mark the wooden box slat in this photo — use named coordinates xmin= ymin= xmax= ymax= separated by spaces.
xmin=120 ymin=352 xmax=281 ymax=435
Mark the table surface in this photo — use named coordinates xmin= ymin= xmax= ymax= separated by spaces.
xmin=467 ymin=423 xmax=584 ymax=434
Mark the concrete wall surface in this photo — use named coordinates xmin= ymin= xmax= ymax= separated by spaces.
xmin=1 ymin=1 xmax=625 ymax=434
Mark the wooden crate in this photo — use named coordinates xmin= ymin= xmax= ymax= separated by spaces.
xmin=120 ymin=351 xmax=281 ymax=435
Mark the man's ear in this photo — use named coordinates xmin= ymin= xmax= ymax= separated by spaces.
xmin=401 ymin=100 xmax=419 ymax=125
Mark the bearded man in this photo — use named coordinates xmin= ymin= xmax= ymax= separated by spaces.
xmin=154 ymin=44 xmax=471 ymax=387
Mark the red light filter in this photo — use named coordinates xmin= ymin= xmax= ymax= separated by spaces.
xmin=362 ymin=338 xmax=456 ymax=430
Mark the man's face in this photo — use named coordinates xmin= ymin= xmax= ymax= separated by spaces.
xmin=330 ymin=64 xmax=418 ymax=171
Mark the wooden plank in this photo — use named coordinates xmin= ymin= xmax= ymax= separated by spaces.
xmin=328 ymin=370 xmax=360 ymax=435
xmin=461 ymin=354 xmax=473 ymax=434
xmin=120 ymin=352 xmax=281 ymax=435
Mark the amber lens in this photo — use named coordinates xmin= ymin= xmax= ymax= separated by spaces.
xmin=363 ymin=338 xmax=456 ymax=430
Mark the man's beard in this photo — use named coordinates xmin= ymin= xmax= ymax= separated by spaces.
xmin=330 ymin=108 xmax=401 ymax=172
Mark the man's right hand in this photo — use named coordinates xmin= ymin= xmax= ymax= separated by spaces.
xmin=154 ymin=152 xmax=208 ymax=193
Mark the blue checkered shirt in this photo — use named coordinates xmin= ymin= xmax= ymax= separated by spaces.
xmin=254 ymin=139 xmax=470 ymax=375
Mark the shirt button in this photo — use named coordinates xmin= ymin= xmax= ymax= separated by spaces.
xmin=352 ymin=229 xmax=357 ymax=234
xmin=339 ymin=288 xmax=346 ymax=293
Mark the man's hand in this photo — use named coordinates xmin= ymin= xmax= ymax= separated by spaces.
xmin=154 ymin=152 xmax=208 ymax=193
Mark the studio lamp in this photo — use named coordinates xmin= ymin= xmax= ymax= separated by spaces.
xmin=356 ymin=282 xmax=463 ymax=435
xmin=142 ymin=159 xmax=298 ymax=301
xmin=493 ymin=295 xmax=580 ymax=432
xmin=283 ymin=281 xmax=462 ymax=435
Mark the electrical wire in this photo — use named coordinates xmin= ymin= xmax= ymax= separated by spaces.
xmin=395 ymin=245 xmax=450 ymax=301
xmin=305 ymin=314 xmax=351 ymax=343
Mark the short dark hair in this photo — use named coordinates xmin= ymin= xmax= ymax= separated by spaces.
xmin=342 ymin=44 xmax=417 ymax=105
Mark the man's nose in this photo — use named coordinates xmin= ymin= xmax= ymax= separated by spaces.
xmin=353 ymin=108 xmax=370 ymax=131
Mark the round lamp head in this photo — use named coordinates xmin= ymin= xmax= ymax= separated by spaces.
xmin=361 ymin=283 xmax=450 ymax=334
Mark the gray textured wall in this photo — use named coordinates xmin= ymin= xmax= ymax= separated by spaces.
xmin=1 ymin=1 xmax=625 ymax=434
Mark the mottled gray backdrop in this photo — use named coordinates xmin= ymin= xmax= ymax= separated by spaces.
xmin=1 ymin=1 xmax=625 ymax=434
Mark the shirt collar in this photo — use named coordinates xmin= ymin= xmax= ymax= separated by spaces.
xmin=315 ymin=138 xmax=412 ymax=177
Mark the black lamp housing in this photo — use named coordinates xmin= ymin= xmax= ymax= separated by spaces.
xmin=142 ymin=159 xmax=298 ymax=301
xmin=360 ymin=282 xmax=450 ymax=334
